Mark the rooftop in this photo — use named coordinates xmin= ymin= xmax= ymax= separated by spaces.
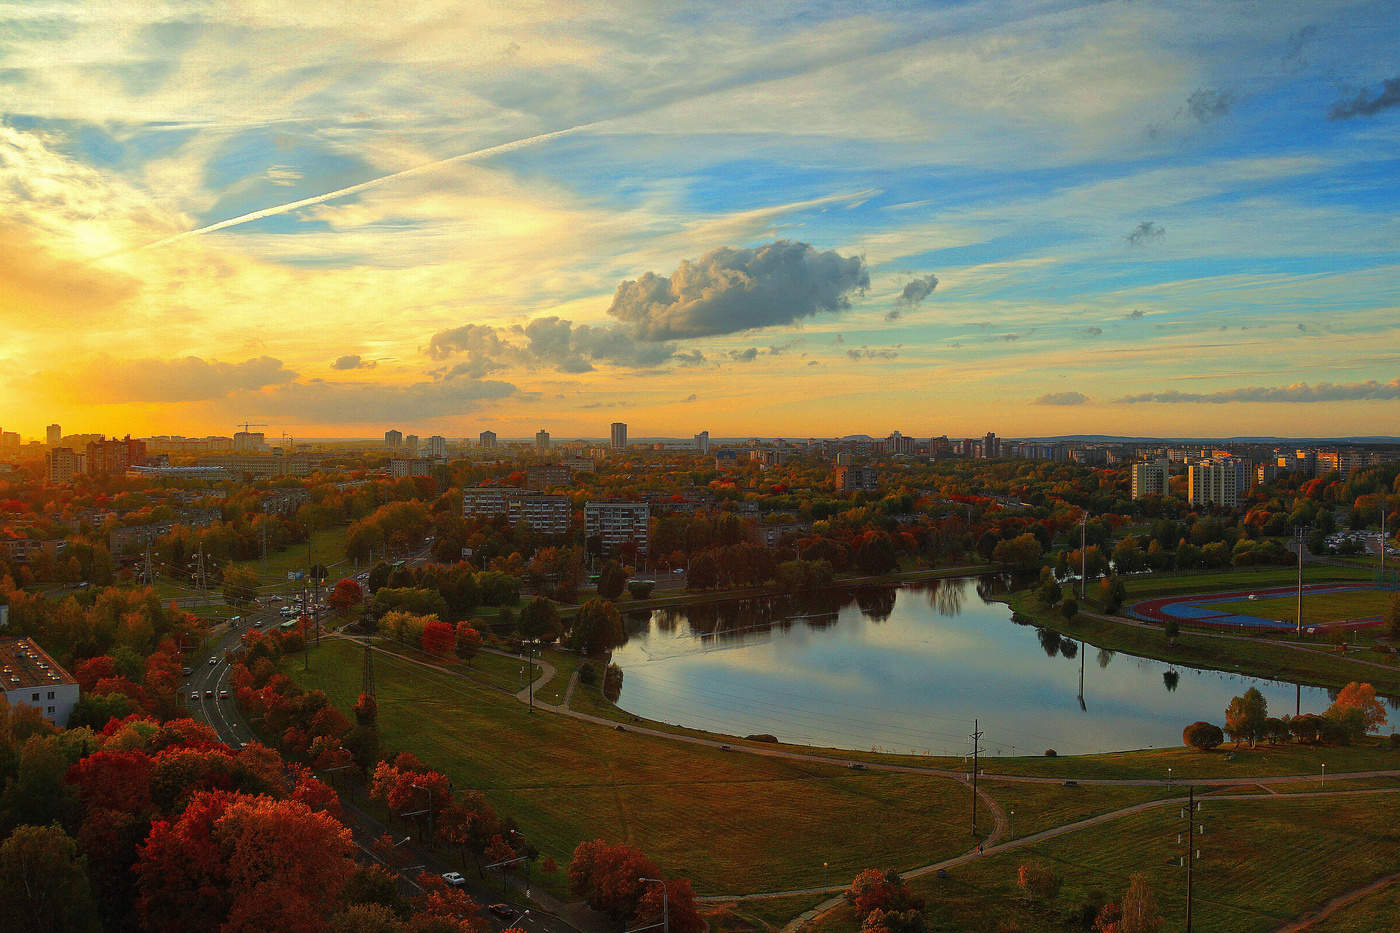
xmin=0 ymin=637 xmax=77 ymax=692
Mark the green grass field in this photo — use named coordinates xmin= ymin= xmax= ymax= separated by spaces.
xmin=288 ymin=639 xmax=993 ymax=898
xmin=808 ymin=792 xmax=1400 ymax=933
xmin=236 ymin=525 xmax=351 ymax=586
xmin=1310 ymin=874 xmax=1400 ymax=932
xmin=1121 ymin=566 xmax=1374 ymax=599
xmin=1211 ymin=589 xmax=1395 ymax=627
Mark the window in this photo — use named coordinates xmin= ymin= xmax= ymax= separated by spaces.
xmin=31 ymin=693 xmax=39 ymax=701
xmin=47 ymin=691 xmax=54 ymax=700
xmin=47 ymin=707 xmax=55 ymax=714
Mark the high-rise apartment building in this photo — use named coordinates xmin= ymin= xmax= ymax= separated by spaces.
xmin=384 ymin=430 xmax=403 ymax=449
xmin=535 ymin=429 xmax=551 ymax=453
xmin=462 ymin=487 xmax=570 ymax=535
xmin=610 ymin=422 xmax=627 ymax=450
xmin=45 ymin=447 xmax=81 ymax=484
xmin=1130 ymin=458 xmax=1169 ymax=499
xmin=85 ymin=436 xmax=146 ymax=476
xmin=46 ymin=424 xmax=61 ymax=447
xmin=982 ymin=432 xmax=1001 ymax=458
xmin=404 ymin=434 xmax=419 ymax=455
xmin=585 ymin=500 xmax=651 ymax=555
xmin=479 ymin=430 xmax=497 ymax=449
xmin=425 ymin=435 xmax=447 ymax=458
xmin=232 ymin=431 xmax=265 ymax=453
xmin=694 ymin=430 xmax=709 ymax=454
xmin=834 ymin=465 xmax=880 ymax=493
xmin=1188 ymin=458 xmax=1245 ymax=508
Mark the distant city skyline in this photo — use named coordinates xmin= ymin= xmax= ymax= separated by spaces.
xmin=2 ymin=2 xmax=1398 ymax=437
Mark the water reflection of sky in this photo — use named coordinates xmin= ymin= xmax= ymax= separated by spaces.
xmin=609 ymin=578 xmax=1338 ymax=756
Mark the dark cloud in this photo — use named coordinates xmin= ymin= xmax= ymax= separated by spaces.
xmin=424 ymin=323 xmax=512 ymax=378
xmin=1127 ymin=309 xmax=1146 ymax=320
xmin=673 ymin=350 xmax=708 ymax=366
xmin=682 ymin=393 xmax=698 ymax=403
xmin=1186 ymin=89 xmax=1233 ymax=123
xmin=884 ymin=310 xmax=902 ymax=322
xmin=896 ymin=273 xmax=939 ymax=306
xmin=425 ymin=317 xmax=674 ymax=375
xmin=1081 ymin=326 xmax=1104 ymax=337
xmin=728 ymin=347 xmax=759 ymax=363
xmin=1282 ymin=25 xmax=1316 ymax=71
xmin=332 ymin=354 xmax=374 ymax=370
xmin=1126 ymin=221 xmax=1165 ymax=246
xmin=1115 ymin=379 xmax=1400 ymax=404
xmin=1329 ymin=76 xmax=1400 ymax=119
xmin=1035 ymin=391 xmax=1091 ymax=406
xmin=847 ymin=347 xmax=899 ymax=360
xmin=607 ymin=240 xmax=869 ymax=340
xmin=45 ymin=355 xmax=295 ymax=403
xmin=998 ymin=333 xmax=1020 ymax=342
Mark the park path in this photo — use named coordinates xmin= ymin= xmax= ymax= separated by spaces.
xmin=777 ymin=786 xmax=1400 ymax=932
xmin=1271 ymin=868 xmax=1400 ymax=932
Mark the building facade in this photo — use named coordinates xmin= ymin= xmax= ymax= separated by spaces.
xmin=478 ymin=430 xmax=497 ymax=449
xmin=1130 ymin=458 xmax=1169 ymax=499
xmin=45 ymin=447 xmax=82 ymax=484
xmin=610 ymin=422 xmax=627 ymax=450
xmin=585 ymin=500 xmax=650 ymax=555
xmin=1 ymin=637 xmax=79 ymax=727
xmin=1188 ymin=458 xmax=1245 ymax=508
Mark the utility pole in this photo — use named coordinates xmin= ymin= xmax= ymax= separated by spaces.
xmin=1179 ymin=787 xmax=1204 ymax=933
xmin=969 ymin=718 xmax=982 ymax=836
xmin=1381 ymin=507 xmax=1387 ymax=585
xmin=1295 ymin=526 xmax=1306 ymax=635
xmin=527 ymin=642 xmax=535 ymax=712
xmin=1080 ymin=511 xmax=1088 ymax=599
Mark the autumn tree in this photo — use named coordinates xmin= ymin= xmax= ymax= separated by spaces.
xmin=455 ymin=622 xmax=482 ymax=665
xmin=0 ymin=824 xmax=100 ymax=933
xmin=1182 ymin=721 xmax=1224 ymax=752
xmin=1119 ymin=873 xmax=1163 ymax=933
xmin=421 ymin=620 xmax=456 ymax=657
xmin=569 ymin=839 xmax=659 ymax=922
xmin=596 ymin=560 xmax=628 ymax=600
xmin=1017 ymin=861 xmax=1062 ymax=904
xmin=328 ymin=578 xmax=364 ymax=618
xmin=845 ymin=868 xmax=922 ymax=918
xmin=570 ymin=599 xmax=625 ymax=656
xmin=354 ymin=692 xmax=379 ymax=726
xmin=1329 ymin=682 xmax=1387 ymax=734
xmin=635 ymin=878 xmax=703 ymax=933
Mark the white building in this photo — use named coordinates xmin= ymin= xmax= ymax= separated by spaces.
xmin=694 ymin=431 xmax=710 ymax=453
xmin=45 ymin=446 xmax=82 ymax=484
xmin=585 ymin=500 xmax=650 ymax=555
xmin=1130 ymin=458 xmax=1169 ymax=499
xmin=610 ymin=422 xmax=627 ymax=450
xmin=463 ymin=487 xmax=570 ymax=535
xmin=1 ymin=637 xmax=79 ymax=727
xmin=1188 ymin=458 xmax=1245 ymax=508
xmin=425 ymin=435 xmax=448 ymax=458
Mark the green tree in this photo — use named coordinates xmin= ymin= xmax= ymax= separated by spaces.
xmin=596 ymin=560 xmax=628 ymax=600
xmin=1060 ymin=597 xmax=1078 ymax=623
xmin=1224 ymin=687 xmax=1268 ymax=747
xmin=992 ymin=534 xmax=1043 ymax=572
xmin=1182 ymin=721 xmax=1223 ymax=752
xmin=0 ymin=824 xmax=99 ymax=933
xmin=519 ymin=597 xmax=561 ymax=643
xmin=221 ymin=565 xmax=259 ymax=608
xmin=570 ymin=599 xmax=624 ymax=656
xmin=1386 ymin=593 xmax=1400 ymax=639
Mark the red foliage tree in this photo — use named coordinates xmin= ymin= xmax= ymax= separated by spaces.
xmin=422 ymin=620 xmax=456 ymax=657
xmin=66 ymin=749 xmax=154 ymax=813
xmin=455 ymin=623 xmax=482 ymax=665
xmin=75 ymin=655 xmax=117 ymax=692
xmin=328 ymin=578 xmax=364 ymax=615
xmin=568 ymin=839 xmax=660 ymax=922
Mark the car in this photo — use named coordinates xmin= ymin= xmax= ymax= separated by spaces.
xmin=719 ymin=744 xmax=731 ymax=751
xmin=190 ymin=692 xmax=200 ymax=701
xmin=182 ymin=667 xmax=193 ymax=676
xmin=1062 ymin=780 xmax=1079 ymax=787
xmin=441 ymin=872 xmax=466 ymax=887
xmin=614 ymin=724 xmax=626 ymax=732
xmin=253 ymin=620 xmax=263 ymax=628
xmin=208 ymin=657 xmax=218 ymax=666
xmin=205 ymin=689 xmax=214 ymax=698
xmin=848 ymin=762 xmax=867 ymax=770
xmin=1247 ymin=594 xmax=1258 ymax=600
xmin=219 ymin=690 xmax=229 ymax=700
xmin=488 ymin=904 xmax=514 ymax=919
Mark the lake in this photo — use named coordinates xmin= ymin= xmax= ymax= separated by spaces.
xmin=609 ymin=576 xmax=1341 ymax=757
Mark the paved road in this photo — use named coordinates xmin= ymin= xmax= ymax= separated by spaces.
xmin=185 ymin=609 xmax=581 ymax=933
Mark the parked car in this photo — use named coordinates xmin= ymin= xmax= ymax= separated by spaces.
xmin=488 ymin=905 xmax=514 ymax=919
xmin=441 ymin=872 xmax=466 ymax=887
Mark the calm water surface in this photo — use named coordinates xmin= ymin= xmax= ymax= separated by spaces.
xmin=610 ymin=577 xmax=1339 ymax=756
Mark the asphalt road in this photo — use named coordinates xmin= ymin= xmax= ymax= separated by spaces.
xmin=184 ymin=602 xmax=577 ymax=933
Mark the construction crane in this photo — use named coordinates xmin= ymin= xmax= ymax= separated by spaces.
xmin=235 ymin=421 xmax=268 ymax=434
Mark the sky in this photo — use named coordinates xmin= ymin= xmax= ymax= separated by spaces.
xmin=1 ymin=0 xmax=1398 ymax=441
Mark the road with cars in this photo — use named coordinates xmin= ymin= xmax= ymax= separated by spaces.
xmin=184 ymin=585 xmax=578 ymax=933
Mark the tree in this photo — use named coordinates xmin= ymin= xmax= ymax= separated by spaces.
xmin=635 ymin=878 xmax=703 ymax=933
xmin=420 ymin=619 xmax=456 ymax=657
xmin=596 ymin=560 xmax=627 ymax=600
xmin=519 ymin=597 xmax=561 ymax=643
xmin=1386 ymin=593 xmax=1400 ymax=639
xmin=844 ymin=869 xmax=921 ymax=918
xmin=1060 ymin=597 xmax=1079 ymax=623
xmin=1163 ymin=618 xmax=1179 ymax=645
xmin=992 ymin=534 xmax=1043 ymax=572
xmin=328 ymin=578 xmax=364 ymax=617
xmin=570 ymin=599 xmax=624 ymax=656
xmin=568 ymin=839 xmax=658 ymax=922
xmin=1119 ymin=873 xmax=1162 ymax=933
xmin=1330 ymin=682 xmax=1387 ymax=734
xmin=354 ymin=692 xmax=378 ymax=726
xmin=0 ymin=824 xmax=100 ymax=933
xmin=1182 ymin=721 xmax=1224 ymax=752
xmin=686 ymin=552 xmax=719 ymax=590
xmin=454 ymin=622 xmax=482 ymax=665
xmin=1017 ymin=862 xmax=1062 ymax=904
xmin=1224 ymin=687 xmax=1268 ymax=747
xmin=221 ymin=565 xmax=259 ymax=609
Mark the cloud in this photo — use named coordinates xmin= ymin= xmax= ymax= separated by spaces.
xmin=1126 ymin=309 xmax=1146 ymax=320
xmin=426 ymin=317 xmax=675 ymax=375
xmin=673 ymin=350 xmax=708 ymax=366
xmin=1115 ymin=379 xmax=1400 ymax=404
xmin=258 ymin=374 xmax=516 ymax=422
xmin=1035 ymin=391 xmax=1092 ymax=406
xmin=607 ymin=240 xmax=869 ymax=340
xmin=0 ymin=223 xmax=139 ymax=323
xmin=1126 ymin=221 xmax=1165 ymax=246
xmin=728 ymin=347 xmax=759 ymax=363
xmin=1081 ymin=326 xmax=1103 ymax=337
xmin=884 ymin=310 xmax=902 ymax=322
xmin=1186 ymin=89 xmax=1232 ymax=123
xmin=331 ymin=354 xmax=374 ymax=370
xmin=1329 ymin=76 xmax=1400 ymax=120
xmin=33 ymin=355 xmax=296 ymax=404
xmin=895 ymin=273 xmax=939 ymax=305
xmin=847 ymin=347 xmax=899 ymax=360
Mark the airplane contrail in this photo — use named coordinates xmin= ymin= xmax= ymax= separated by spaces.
xmin=128 ymin=121 xmax=597 ymax=253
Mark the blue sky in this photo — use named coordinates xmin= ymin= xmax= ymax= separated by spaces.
xmin=1 ymin=0 xmax=1397 ymax=439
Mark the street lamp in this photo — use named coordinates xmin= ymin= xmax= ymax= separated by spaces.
xmin=1321 ymin=763 xmax=1326 ymax=788
xmin=628 ymin=877 xmax=668 ymax=933
xmin=1167 ymin=767 xmax=1173 ymax=787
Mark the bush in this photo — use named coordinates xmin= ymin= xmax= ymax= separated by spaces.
xmin=627 ymin=580 xmax=655 ymax=600
xmin=1182 ymin=721 xmax=1224 ymax=752
xmin=1164 ymin=619 xmax=1180 ymax=643
xmin=1044 ymin=749 xmax=1057 ymax=757
xmin=1059 ymin=597 xmax=1078 ymax=623
xmin=603 ymin=663 xmax=624 ymax=701
xmin=577 ymin=662 xmax=598 ymax=686
xmin=1017 ymin=862 xmax=1062 ymax=903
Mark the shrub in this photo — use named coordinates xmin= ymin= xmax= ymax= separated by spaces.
xmin=1017 ymin=862 xmax=1062 ymax=903
xmin=577 ymin=662 xmax=598 ymax=686
xmin=1044 ymin=749 xmax=1057 ymax=757
xmin=1060 ymin=597 xmax=1078 ymax=623
xmin=1182 ymin=721 xmax=1224 ymax=752
xmin=602 ymin=663 xmax=624 ymax=701
xmin=627 ymin=580 xmax=655 ymax=600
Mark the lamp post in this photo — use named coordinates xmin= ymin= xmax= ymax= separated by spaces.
xmin=411 ymin=783 xmax=434 ymax=841
xmin=1080 ymin=511 xmax=1088 ymax=599
xmin=632 ymin=877 xmax=668 ymax=933
xmin=1321 ymin=763 xmax=1326 ymax=788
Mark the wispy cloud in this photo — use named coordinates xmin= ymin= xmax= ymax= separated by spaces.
xmin=1116 ymin=379 xmax=1400 ymax=404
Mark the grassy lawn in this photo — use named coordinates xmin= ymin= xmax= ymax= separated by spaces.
xmin=235 ymin=525 xmax=351 ymax=585
xmin=809 ymin=792 xmax=1400 ymax=933
xmin=989 ymin=783 xmax=1179 ymax=840
xmin=537 ymin=648 xmax=585 ymax=706
xmin=287 ymin=639 xmax=992 ymax=898
xmin=356 ymin=636 xmax=540 ymax=696
xmin=1007 ymin=590 xmax=1400 ymax=694
xmin=722 ymin=893 xmax=833 ymax=931
xmin=978 ymin=741 xmax=1400 ymax=781
xmin=1311 ymin=876 xmax=1400 ymax=932
xmin=1121 ymin=566 xmax=1373 ymax=599
xmin=1210 ymin=589 xmax=1394 ymax=627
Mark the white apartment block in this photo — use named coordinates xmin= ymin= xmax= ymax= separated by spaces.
xmin=1188 ymin=458 xmax=1245 ymax=508
xmin=1130 ymin=458 xmax=1169 ymax=499
xmin=585 ymin=500 xmax=650 ymax=555
xmin=1 ymin=637 xmax=79 ymax=727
